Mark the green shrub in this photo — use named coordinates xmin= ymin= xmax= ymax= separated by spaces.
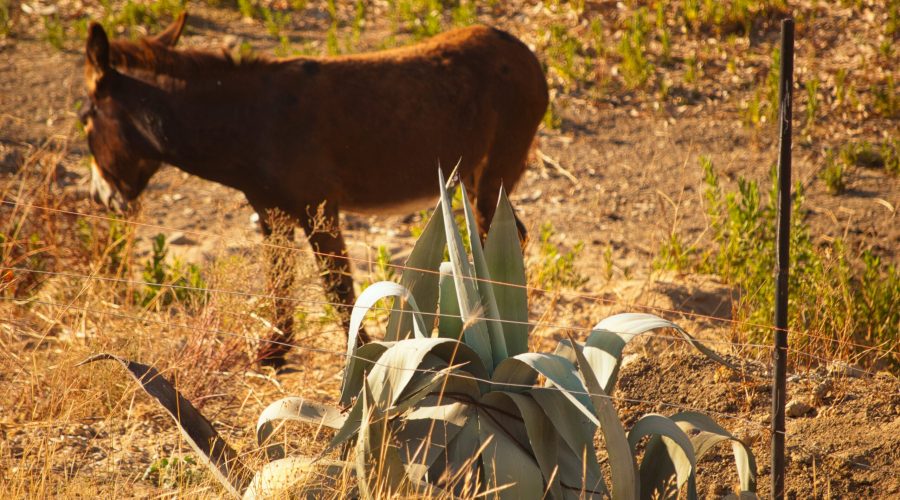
xmin=618 ymin=8 xmax=654 ymax=90
xmin=137 ymin=234 xmax=207 ymax=308
xmin=530 ymin=222 xmax=587 ymax=289
xmin=820 ymin=150 xmax=846 ymax=195
xmin=657 ymin=156 xmax=900 ymax=368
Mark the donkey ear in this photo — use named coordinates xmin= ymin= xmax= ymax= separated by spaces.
xmin=86 ymin=23 xmax=111 ymax=83
xmin=152 ymin=12 xmax=187 ymax=47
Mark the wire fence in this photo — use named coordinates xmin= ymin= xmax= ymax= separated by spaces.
xmin=3 ymin=198 xmax=895 ymax=360
xmin=1 ymin=199 xmax=897 ymax=483
xmin=1 ymin=294 xmax=894 ymax=480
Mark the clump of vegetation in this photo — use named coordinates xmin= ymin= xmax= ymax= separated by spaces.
xmin=96 ymin=0 xmax=186 ymax=38
xmin=0 ymin=0 xmax=11 ymax=37
xmin=142 ymin=455 xmax=202 ymax=489
xmin=804 ymin=77 xmax=819 ymax=130
xmin=820 ymin=151 xmax=846 ymax=194
xmin=42 ymin=15 xmax=66 ymax=50
xmin=137 ymin=233 xmax=207 ymax=308
xmin=656 ymin=156 xmax=899 ymax=368
xmin=618 ymin=7 xmax=654 ymax=90
xmin=543 ymin=23 xmax=589 ymax=90
xmin=654 ymin=232 xmax=695 ymax=272
xmin=871 ymin=74 xmax=898 ymax=118
xmin=88 ymin=174 xmax=756 ymax=498
xmin=529 ymin=222 xmax=588 ymax=290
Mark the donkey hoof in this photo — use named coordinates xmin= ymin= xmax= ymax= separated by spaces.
xmin=258 ymin=352 xmax=288 ymax=370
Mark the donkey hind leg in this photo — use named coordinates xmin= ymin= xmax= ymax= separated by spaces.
xmin=300 ymin=204 xmax=370 ymax=345
xmin=475 ymin=135 xmax=532 ymax=245
xmin=257 ymin=211 xmax=298 ymax=368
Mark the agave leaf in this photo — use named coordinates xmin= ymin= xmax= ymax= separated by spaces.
xmin=427 ymin=415 xmax=482 ymax=496
xmin=555 ymin=439 xmax=607 ymax=499
xmin=328 ymin=385 xmax=367 ymax=450
xmin=629 ymin=414 xmax=698 ymax=500
xmin=672 ymin=412 xmax=756 ymax=494
xmin=438 ymin=261 xmax=464 ymax=339
xmin=348 ymin=281 xmax=428 ymax=350
xmin=356 ymin=383 xmax=374 ymax=500
xmin=386 ymin=200 xmax=446 ymax=341
xmin=257 ymin=397 xmax=347 ymax=461
xmin=529 ymin=387 xmax=606 ymax=495
xmin=590 ymin=313 xmax=734 ymax=394
xmin=493 ymin=352 xmax=599 ymax=427
xmin=553 ymin=314 xmax=737 ymax=396
xmin=340 ymin=341 xmax=395 ymax=407
xmin=459 ymin=182 xmax=509 ymax=366
xmin=242 ymin=456 xmax=350 ymax=500
xmin=78 ymin=354 xmax=249 ymax=497
xmin=437 ymin=168 xmax=493 ymax=373
xmin=396 ymin=399 xmax=475 ymax=482
xmin=485 ymin=391 xmax=564 ymax=499
xmin=484 ymin=186 xmax=529 ymax=357
xmin=565 ymin=334 xmax=637 ymax=500
xmin=477 ymin=407 xmax=545 ymax=500
xmin=364 ymin=338 xmax=487 ymax=410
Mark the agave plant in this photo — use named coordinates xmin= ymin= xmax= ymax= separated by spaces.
xmin=85 ymin=171 xmax=757 ymax=499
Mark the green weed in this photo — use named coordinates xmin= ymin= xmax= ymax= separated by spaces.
xmin=0 ymin=0 xmax=11 ymax=37
xmin=820 ymin=150 xmax=846 ymax=195
xmin=238 ymin=0 xmax=257 ymax=19
xmin=451 ymin=0 xmax=477 ymax=27
xmin=529 ymin=222 xmax=587 ymax=290
xmin=841 ymin=141 xmax=884 ymax=169
xmin=654 ymin=232 xmax=695 ymax=272
xmin=743 ymin=90 xmax=763 ymax=127
xmin=684 ymin=54 xmax=699 ymax=84
xmin=142 ymin=455 xmax=201 ymax=489
xmin=261 ymin=6 xmax=290 ymax=38
xmin=618 ymin=8 xmax=654 ymax=90
xmin=805 ymin=77 xmax=819 ymax=129
xmin=872 ymin=74 xmax=897 ymax=118
xmin=137 ymin=234 xmax=207 ymax=308
xmin=656 ymin=156 xmax=900 ymax=368
xmin=544 ymin=24 xmax=588 ymax=89
xmin=43 ymin=15 xmax=65 ymax=51
xmin=834 ymin=68 xmax=848 ymax=107
xmin=656 ymin=2 xmax=672 ymax=64
xmin=542 ymin=98 xmax=563 ymax=130
xmin=882 ymin=139 xmax=900 ymax=175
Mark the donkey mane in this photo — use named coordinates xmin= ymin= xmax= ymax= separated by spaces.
xmin=108 ymin=38 xmax=273 ymax=78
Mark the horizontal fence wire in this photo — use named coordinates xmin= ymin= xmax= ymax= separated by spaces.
xmin=6 ymin=198 xmax=897 ymax=360
xmin=1 ymin=295 xmax=895 ymax=479
xmin=0 ymin=198 xmax=823 ymax=336
xmin=1 ymin=265 xmax=777 ymax=352
xmin=4 ymin=295 xmax=770 ymax=423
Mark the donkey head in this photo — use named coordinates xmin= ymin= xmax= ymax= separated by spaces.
xmin=81 ymin=14 xmax=186 ymax=212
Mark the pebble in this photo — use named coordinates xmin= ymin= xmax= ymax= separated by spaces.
xmin=827 ymin=361 xmax=866 ymax=378
xmin=786 ymin=399 xmax=813 ymax=418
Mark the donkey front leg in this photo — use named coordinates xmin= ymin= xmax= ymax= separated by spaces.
xmin=256 ymin=213 xmax=298 ymax=368
xmin=300 ymin=206 xmax=371 ymax=345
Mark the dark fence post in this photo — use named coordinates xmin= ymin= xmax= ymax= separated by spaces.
xmin=771 ymin=17 xmax=794 ymax=500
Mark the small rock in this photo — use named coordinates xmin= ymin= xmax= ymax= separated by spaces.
xmin=786 ymin=399 xmax=813 ymax=418
xmin=813 ymin=378 xmax=833 ymax=403
xmin=827 ymin=361 xmax=866 ymax=378
xmin=168 ymin=232 xmax=194 ymax=246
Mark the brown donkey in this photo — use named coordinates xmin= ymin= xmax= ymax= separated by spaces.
xmin=81 ymin=14 xmax=548 ymax=366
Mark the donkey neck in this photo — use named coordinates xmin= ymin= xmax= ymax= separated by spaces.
xmin=111 ymin=41 xmax=294 ymax=191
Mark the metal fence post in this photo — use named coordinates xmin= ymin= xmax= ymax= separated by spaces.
xmin=771 ymin=17 xmax=794 ymax=500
